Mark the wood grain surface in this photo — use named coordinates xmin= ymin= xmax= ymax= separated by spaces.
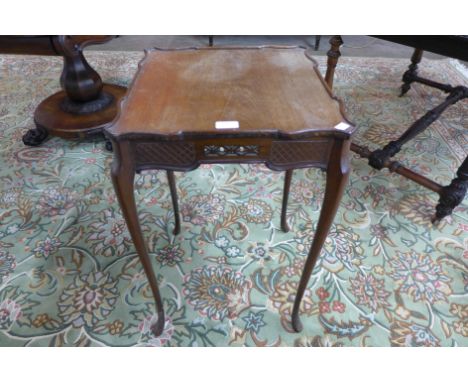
xmin=109 ymin=47 xmax=351 ymax=137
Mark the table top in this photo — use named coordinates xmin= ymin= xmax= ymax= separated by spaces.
xmin=107 ymin=46 xmax=354 ymax=139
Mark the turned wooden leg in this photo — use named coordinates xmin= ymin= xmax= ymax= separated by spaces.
xmin=292 ymin=139 xmax=350 ymax=332
xmin=369 ymin=85 xmax=468 ymax=170
xmin=324 ymin=35 xmax=343 ymax=90
xmin=167 ymin=170 xmax=181 ymax=235
xmin=433 ymin=156 xmax=468 ymax=222
xmin=281 ymin=169 xmax=293 ymax=232
xmin=110 ymin=141 xmax=165 ymax=336
xmin=401 ymin=48 xmax=423 ymax=96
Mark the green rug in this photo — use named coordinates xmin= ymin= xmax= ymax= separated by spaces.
xmin=0 ymin=51 xmax=466 ymax=346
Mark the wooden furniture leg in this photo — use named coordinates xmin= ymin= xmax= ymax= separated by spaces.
xmin=434 ymin=156 xmax=468 ymax=222
xmin=352 ymin=143 xmax=443 ymax=193
xmin=167 ymin=170 xmax=181 ymax=235
xmin=324 ymin=35 xmax=343 ymax=90
xmin=281 ymin=169 xmax=293 ymax=232
xmin=400 ymin=48 xmax=423 ymax=96
xmin=314 ymin=36 xmax=321 ymax=51
xmin=291 ymin=139 xmax=350 ymax=332
xmin=208 ymin=36 xmax=214 ymax=47
xmin=111 ymin=141 xmax=165 ymax=336
xmin=353 ymin=44 xmax=467 ymax=222
xmin=368 ymin=85 xmax=468 ymax=170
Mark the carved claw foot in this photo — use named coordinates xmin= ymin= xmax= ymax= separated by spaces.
xmin=22 ymin=125 xmax=49 ymax=146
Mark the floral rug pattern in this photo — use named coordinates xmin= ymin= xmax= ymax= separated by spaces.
xmin=0 ymin=51 xmax=467 ymax=346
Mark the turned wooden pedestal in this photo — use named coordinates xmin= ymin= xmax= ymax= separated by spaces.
xmin=0 ymin=35 xmax=126 ymax=146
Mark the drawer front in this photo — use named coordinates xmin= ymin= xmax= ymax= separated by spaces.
xmin=134 ymin=142 xmax=196 ymax=169
xmin=269 ymin=140 xmax=332 ymax=169
xmin=132 ymin=139 xmax=332 ymax=170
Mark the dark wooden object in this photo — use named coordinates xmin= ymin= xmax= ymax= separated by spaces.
xmin=207 ymin=36 xmax=322 ymax=51
xmin=435 ymin=157 xmax=468 ymax=220
xmin=167 ymin=170 xmax=181 ymax=235
xmin=314 ymin=36 xmax=321 ymax=51
xmin=373 ymin=36 xmax=468 ymax=62
xmin=324 ymin=35 xmax=343 ymax=89
xmin=400 ymin=48 xmax=424 ymax=96
xmin=105 ymin=46 xmax=355 ymax=336
xmin=281 ymin=169 xmax=293 ymax=232
xmin=0 ymin=35 xmax=126 ymax=146
xmin=350 ymin=36 xmax=468 ymax=222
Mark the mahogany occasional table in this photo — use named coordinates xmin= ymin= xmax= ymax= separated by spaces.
xmin=105 ymin=46 xmax=356 ymax=336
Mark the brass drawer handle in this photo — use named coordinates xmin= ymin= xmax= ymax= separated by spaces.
xmin=204 ymin=145 xmax=259 ymax=157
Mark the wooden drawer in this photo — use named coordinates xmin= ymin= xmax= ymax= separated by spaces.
xmin=268 ymin=140 xmax=332 ymax=170
xmin=134 ymin=141 xmax=197 ymax=169
xmin=133 ymin=138 xmax=332 ymax=171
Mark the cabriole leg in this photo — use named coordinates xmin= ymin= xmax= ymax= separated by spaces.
xmin=291 ymin=139 xmax=350 ymax=332
xmin=281 ymin=169 xmax=293 ymax=232
xmin=167 ymin=170 xmax=181 ymax=235
xmin=111 ymin=141 xmax=165 ymax=336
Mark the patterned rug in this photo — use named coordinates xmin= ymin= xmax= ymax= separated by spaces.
xmin=0 ymin=51 xmax=467 ymax=347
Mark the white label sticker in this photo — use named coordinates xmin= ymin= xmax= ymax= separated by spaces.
xmin=215 ymin=121 xmax=239 ymax=129
xmin=334 ymin=122 xmax=351 ymax=131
